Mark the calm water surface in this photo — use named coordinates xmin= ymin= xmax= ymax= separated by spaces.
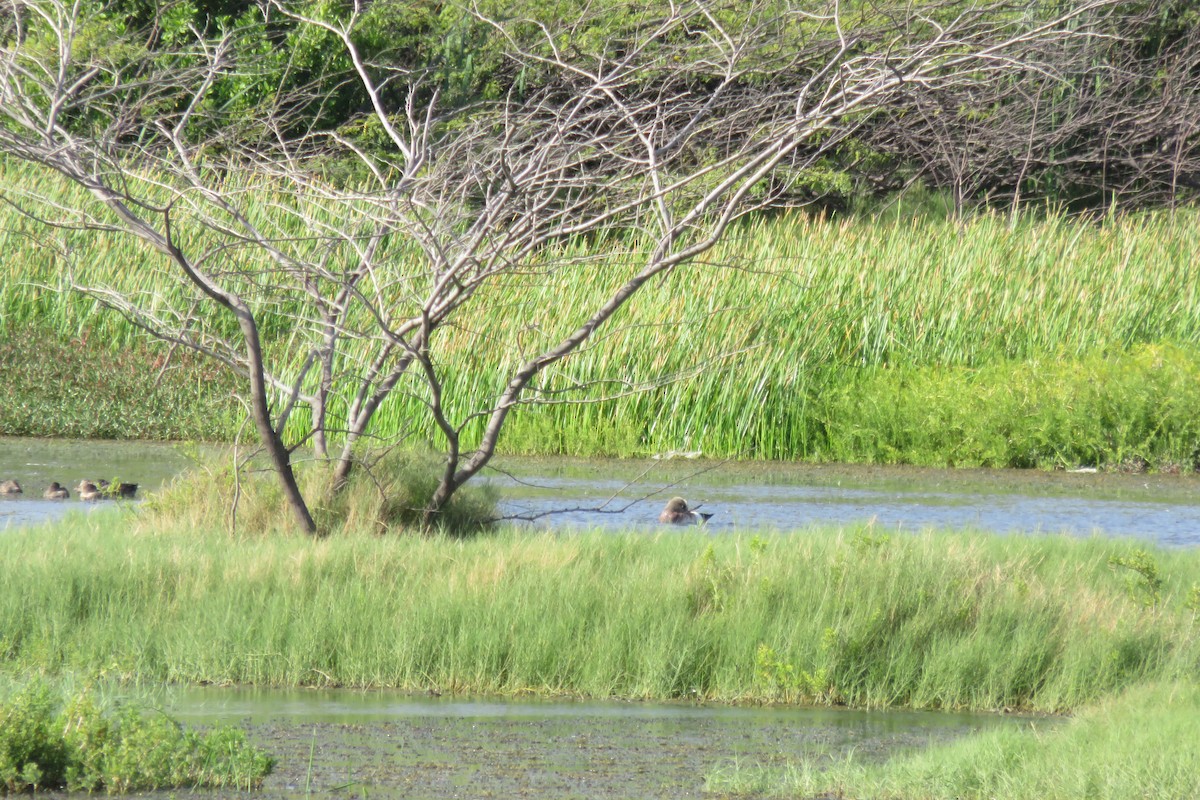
xmin=490 ymin=457 xmax=1200 ymax=544
xmin=3 ymin=436 xmax=1199 ymax=543
xmin=148 ymin=687 xmax=1042 ymax=800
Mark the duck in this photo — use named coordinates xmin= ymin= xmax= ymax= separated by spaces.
xmin=43 ymin=482 xmax=70 ymax=500
xmin=76 ymin=481 xmax=104 ymax=502
xmin=75 ymin=480 xmax=138 ymax=499
xmin=113 ymin=482 xmax=139 ymax=499
xmin=659 ymin=497 xmax=713 ymax=525
xmin=0 ymin=479 xmax=22 ymax=495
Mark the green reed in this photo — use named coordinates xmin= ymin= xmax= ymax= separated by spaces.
xmin=4 ymin=158 xmax=1199 ymax=462
xmin=3 ymin=511 xmax=1199 ymax=712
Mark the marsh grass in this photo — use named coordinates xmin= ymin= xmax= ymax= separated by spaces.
xmin=816 ymin=343 xmax=1200 ymax=469
xmin=2 ymin=515 xmax=1198 ymax=711
xmin=4 ymin=158 xmax=1200 ymax=464
xmin=707 ymin=681 xmax=1200 ymax=799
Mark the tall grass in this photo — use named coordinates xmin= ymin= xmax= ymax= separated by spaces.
xmin=2 ymin=512 xmax=1199 ymax=711
xmin=4 ymin=158 xmax=1200 ymax=462
xmin=707 ymin=681 xmax=1200 ymax=799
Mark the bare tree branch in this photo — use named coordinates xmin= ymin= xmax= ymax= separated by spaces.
xmin=0 ymin=0 xmax=1131 ymax=531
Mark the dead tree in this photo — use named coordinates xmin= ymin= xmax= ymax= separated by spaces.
xmin=865 ymin=4 xmax=1200 ymax=210
xmin=0 ymin=0 xmax=1125 ymax=532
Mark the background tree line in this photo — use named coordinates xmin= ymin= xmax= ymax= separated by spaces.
xmin=68 ymin=0 xmax=1200 ymax=210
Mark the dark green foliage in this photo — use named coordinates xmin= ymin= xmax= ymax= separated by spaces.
xmin=1108 ymin=549 xmax=1164 ymax=606
xmin=0 ymin=682 xmax=273 ymax=794
xmin=0 ymin=683 xmax=68 ymax=794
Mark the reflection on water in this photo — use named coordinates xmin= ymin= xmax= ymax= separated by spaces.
xmin=156 ymin=687 xmax=1041 ymax=800
xmin=167 ymin=685 xmax=1013 ymax=731
xmin=3 ymin=436 xmax=1199 ymax=544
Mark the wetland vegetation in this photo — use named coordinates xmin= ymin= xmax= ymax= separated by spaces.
xmin=4 ymin=504 xmax=1198 ymax=711
xmin=3 ymin=180 xmax=1200 ymax=471
xmin=2 ymin=1 xmax=1198 ymax=793
xmin=4 ymin=494 xmax=1200 ymax=796
xmin=708 ymin=681 xmax=1200 ymax=799
xmin=0 ymin=680 xmax=273 ymax=794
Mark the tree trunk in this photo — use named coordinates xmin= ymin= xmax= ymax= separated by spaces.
xmin=234 ymin=306 xmax=320 ymax=535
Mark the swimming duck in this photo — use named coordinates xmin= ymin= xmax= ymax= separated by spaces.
xmin=0 ymin=479 xmax=22 ymax=495
xmin=43 ymin=482 xmax=70 ymax=499
xmin=76 ymin=481 xmax=104 ymax=502
xmin=659 ymin=497 xmax=713 ymax=525
xmin=75 ymin=480 xmax=138 ymax=499
xmin=112 ymin=482 xmax=138 ymax=499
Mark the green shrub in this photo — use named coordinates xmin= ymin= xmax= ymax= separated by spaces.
xmin=0 ymin=682 xmax=273 ymax=794
xmin=1108 ymin=549 xmax=1165 ymax=607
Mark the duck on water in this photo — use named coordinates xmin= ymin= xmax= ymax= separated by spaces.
xmin=43 ymin=482 xmax=70 ymax=499
xmin=659 ymin=497 xmax=713 ymax=525
xmin=76 ymin=480 xmax=138 ymax=501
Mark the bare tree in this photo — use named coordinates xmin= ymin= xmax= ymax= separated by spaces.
xmin=0 ymin=0 xmax=1123 ymax=533
xmin=864 ymin=4 xmax=1200 ymax=210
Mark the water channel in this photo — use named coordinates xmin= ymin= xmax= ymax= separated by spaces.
xmin=3 ymin=436 xmax=1199 ymax=544
xmin=145 ymin=687 xmax=1038 ymax=799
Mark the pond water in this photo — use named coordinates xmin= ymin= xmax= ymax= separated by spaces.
xmin=3 ymin=436 xmax=1200 ymax=544
xmin=0 ymin=436 xmax=197 ymax=530
xmin=144 ymin=687 xmax=1041 ymax=799
xmin=491 ymin=457 xmax=1200 ymax=545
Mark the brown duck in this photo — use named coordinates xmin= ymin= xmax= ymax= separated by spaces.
xmin=76 ymin=480 xmax=138 ymax=500
xmin=0 ymin=479 xmax=22 ymax=495
xmin=76 ymin=481 xmax=104 ymax=502
xmin=43 ymin=482 xmax=70 ymax=499
xmin=659 ymin=497 xmax=713 ymax=525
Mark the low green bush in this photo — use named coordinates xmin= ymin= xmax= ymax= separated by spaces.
xmin=0 ymin=682 xmax=273 ymax=794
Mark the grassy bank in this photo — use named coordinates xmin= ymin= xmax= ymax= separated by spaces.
xmin=3 ymin=158 xmax=1199 ymax=465
xmin=2 ymin=514 xmax=1198 ymax=711
xmin=707 ymin=681 xmax=1200 ymax=799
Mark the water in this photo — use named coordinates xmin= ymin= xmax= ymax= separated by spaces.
xmin=152 ymin=687 xmax=1042 ymax=799
xmin=0 ymin=436 xmax=196 ymax=529
xmin=487 ymin=457 xmax=1200 ymax=545
xmin=3 ymin=436 xmax=1200 ymax=544
xmin=0 ymin=444 xmax=1106 ymax=797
